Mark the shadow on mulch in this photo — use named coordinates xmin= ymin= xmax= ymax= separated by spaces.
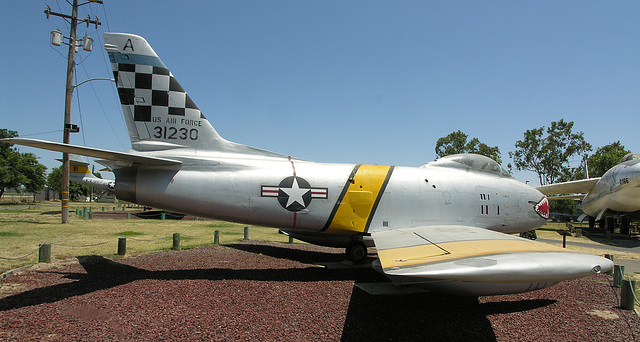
xmin=227 ymin=242 xmax=371 ymax=264
xmin=339 ymin=282 xmax=555 ymax=341
xmin=0 ymin=247 xmax=380 ymax=312
xmin=0 ymin=243 xmax=558 ymax=342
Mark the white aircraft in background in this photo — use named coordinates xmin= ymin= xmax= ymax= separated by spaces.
xmin=537 ymin=153 xmax=640 ymax=234
xmin=3 ymin=33 xmax=613 ymax=296
xmin=65 ymin=154 xmax=114 ymax=191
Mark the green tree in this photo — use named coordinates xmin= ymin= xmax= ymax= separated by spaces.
xmin=20 ymin=153 xmax=47 ymax=201
xmin=47 ymin=166 xmax=90 ymax=201
xmin=550 ymin=199 xmax=577 ymax=215
xmin=0 ymin=129 xmax=48 ymax=200
xmin=0 ymin=129 xmax=24 ymax=198
xmin=435 ymin=130 xmax=502 ymax=164
xmin=46 ymin=166 xmax=62 ymax=198
xmin=584 ymin=141 xmax=630 ymax=178
xmin=70 ymin=181 xmax=90 ymax=201
xmin=509 ymin=119 xmax=591 ymax=185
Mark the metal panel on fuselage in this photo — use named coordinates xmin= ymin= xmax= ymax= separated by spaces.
xmin=132 ymin=156 xmax=545 ymax=235
xmin=369 ymin=166 xmax=543 ymax=234
xmin=582 ymin=160 xmax=640 ymax=215
xmin=134 ymin=157 xmax=358 ymax=230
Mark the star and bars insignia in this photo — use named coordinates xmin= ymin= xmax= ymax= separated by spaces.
xmin=261 ymin=176 xmax=328 ymax=212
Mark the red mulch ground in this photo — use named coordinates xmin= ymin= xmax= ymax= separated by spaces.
xmin=1 ymin=241 xmax=638 ymax=341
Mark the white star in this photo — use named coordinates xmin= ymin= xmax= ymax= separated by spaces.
xmin=281 ymin=177 xmax=310 ymax=208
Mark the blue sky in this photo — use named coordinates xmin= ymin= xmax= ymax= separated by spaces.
xmin=1 ymin=1 xmax=638 ymax=184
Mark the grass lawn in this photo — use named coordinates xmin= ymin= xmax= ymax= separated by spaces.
xmin=0 ymin=201 xmax=288 ymax=274
xmin=2 ymin=202 xmax=639 ymax=286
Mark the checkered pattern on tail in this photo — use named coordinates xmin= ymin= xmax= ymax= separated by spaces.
xmin=112 ymin=63 xmax=207 ymax=123
xmin=104 ymin=32 xmax=284 ymax=157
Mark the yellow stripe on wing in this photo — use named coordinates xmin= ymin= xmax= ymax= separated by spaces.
xmin=378 ymin=239 xmax=564 ymax=270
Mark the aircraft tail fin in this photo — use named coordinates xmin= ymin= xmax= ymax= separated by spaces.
xmin=104 ymin=33 xmax=225 ymax=152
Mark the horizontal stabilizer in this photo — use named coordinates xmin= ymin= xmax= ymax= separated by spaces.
xmin=372 ymin=226 xmax=612 ymax=285
xmin=2 ymin=138 xmax=181 ymax=166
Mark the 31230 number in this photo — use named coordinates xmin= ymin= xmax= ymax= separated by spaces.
xmin=153 ymin=126 xmax=199 ymax=140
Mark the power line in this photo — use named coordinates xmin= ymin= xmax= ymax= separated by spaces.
xmin=44 ymin=0 xmax=103 ymax=224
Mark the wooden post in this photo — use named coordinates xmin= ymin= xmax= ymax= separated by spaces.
xmin=604 ymin=254 xmax=614 ymax=275
xmin=620 ymin=278 xmax=637 ymax=310
xmin=244 ymin=226 xmax=249 ymax=240
xmin=214 ymin=230 xmax=220 ymax=245
xmin=38 ymin=243 xmax=51 ymax=263
xmin=172 ymin=233 xmax=180 ymax=250
xmin=613 ymin=265 xmax=625 ymax=288
xmin=575 ymin=228 xmax=582 ymax=237
xmin=117 ymin=237 xmax=127 ymax=256
xmin=288 ymin=236 xmax=294 ymax=244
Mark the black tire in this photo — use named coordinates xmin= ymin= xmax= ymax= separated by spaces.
xmin=519 ymin=230 xmax=537 ymax=240
xmin=606 ymin=218 xmax=615 ymax=233
xmin=346 ymin=242 xmax=367 ymax=262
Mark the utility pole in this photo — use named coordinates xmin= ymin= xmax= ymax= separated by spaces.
xmin=45 ymin=0 xmax=102 ymax=223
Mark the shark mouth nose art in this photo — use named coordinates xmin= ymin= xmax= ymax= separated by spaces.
xmin=534 ymin=197 xmax=550 ymax=219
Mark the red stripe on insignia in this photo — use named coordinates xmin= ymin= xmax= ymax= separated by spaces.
xmin=261 ymin=186 xmax=280 ymax=197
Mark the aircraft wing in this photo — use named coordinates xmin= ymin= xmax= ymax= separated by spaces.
xmin=536 ymin=178 xmax=600 ymax=197
xmin=545 ymin=194 xmax=586 ymax=200
xmin=2 ymin=138 xmax=181 ymax=166
xmin=372 ymin=225 xmax=610 ymax=285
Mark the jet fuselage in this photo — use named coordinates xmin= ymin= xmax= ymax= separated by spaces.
xmin=112 ymin=152 xmax=547 ymax=240
xmin=582 ymin=157 xmax=640 ymax=216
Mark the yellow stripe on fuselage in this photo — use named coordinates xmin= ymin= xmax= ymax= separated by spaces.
xmin=70 ymin=165 xmax=90 ymax=174
xmin=377 ymin=239 xmax=565 ymax=269
xmin=324 ymin=164 xmax=393 ymax=235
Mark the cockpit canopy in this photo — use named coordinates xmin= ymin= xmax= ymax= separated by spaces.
xmin=425 ymin=153 xmax=513 ymax=178
xmin=620 ymin=153 xmax=640 ymax=163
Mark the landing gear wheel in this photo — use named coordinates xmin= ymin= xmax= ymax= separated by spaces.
xmin=346 ymin=242 xmax=367 ymax=262
xmin=606 ymin=218 xmax=615 ymax=234
xmin=519 ymin=230 xmax=537 ymax=240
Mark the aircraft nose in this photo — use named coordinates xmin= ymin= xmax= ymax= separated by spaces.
xmin=533 ymin=197 xmax=550 ymax=219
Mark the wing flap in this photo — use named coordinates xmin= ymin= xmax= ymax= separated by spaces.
xmin=536 ymin=178 xmax=600 ymax=196
xmin=3 ymin=138 xmax=181 ymax=166
xmin=372 ymin=226 xmax=612 ymax=284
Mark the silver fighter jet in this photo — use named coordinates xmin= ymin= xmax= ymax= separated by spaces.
xmin=538 ymin=153 xmax=640 ymax=233
xmin=4 ymin=33 xmax=613 ymax=296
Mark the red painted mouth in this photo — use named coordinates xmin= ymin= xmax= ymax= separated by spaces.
xmin=534 ymin=198 xmax=550 ymax=219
